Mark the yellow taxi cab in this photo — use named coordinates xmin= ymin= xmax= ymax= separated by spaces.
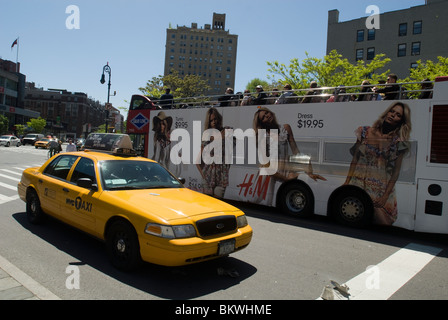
xmin=18 ymin=134 xmax=252 ymax=270
xmin=34 ymin=138 xmax=54 ymax=149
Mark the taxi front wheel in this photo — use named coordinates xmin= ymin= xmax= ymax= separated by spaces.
xmin=106 ymin=220 xmax=141 ymax=271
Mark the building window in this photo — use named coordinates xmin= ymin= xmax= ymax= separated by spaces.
xmin=413 ymin=21 xmax=422 ymax=34
xmin=412 ymin=42 xmax=421 ymax=56
xmin=357 ymin=30 xmax=364 ymax=42
xmin=398 ymin=43 xmax=407 ymax=57
xmin=399 ymin=23 xmax=407 ymax=36
xmin=367 ymin=47 xmax=375 ymax=60
xmin=356 ymin=49 xmax=364 ymax=61
xmin=367 ymin=29 xmax=375 ymax=41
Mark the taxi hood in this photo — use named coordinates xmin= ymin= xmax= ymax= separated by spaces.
xmin=103 ymin=188 xmax=240 ymax=222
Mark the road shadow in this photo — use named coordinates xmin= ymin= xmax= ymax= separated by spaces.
xmin=12 ymin=212 xmax=257 ymax=300
xmin=227 ymin=200 xmax=448 ymax=251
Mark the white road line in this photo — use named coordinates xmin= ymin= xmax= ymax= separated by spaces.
xmin=0 ymin=255 xmax=60 ymax=300
xmin=0 ymin=173 xmax=20 ymax=182
xmin=0 ymin=169 xmax=22 ymax=176
xmin=344 ymin=243 xmax=442 ymax=300
xmin=0 ymin=181 xmax=17 ymax=191
xmin=0 ymin=195 xmax=20 ymax=205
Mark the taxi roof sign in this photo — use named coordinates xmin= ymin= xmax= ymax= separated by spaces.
xmin=84 ymin=133 xmax=136 ymax=156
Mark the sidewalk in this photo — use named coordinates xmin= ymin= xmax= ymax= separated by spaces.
xmin=0 ymin=255 xmax=60 ymax=300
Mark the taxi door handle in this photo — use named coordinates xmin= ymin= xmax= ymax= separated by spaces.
xmin=62 ymin=188 xmax=70 ymax=193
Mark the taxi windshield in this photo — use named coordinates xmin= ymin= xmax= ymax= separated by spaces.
xmin=99 ymin=160 xmax=183 ymax=191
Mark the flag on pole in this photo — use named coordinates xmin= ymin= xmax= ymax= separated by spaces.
xmin=11 ymin=38 xmax=18 ymax=49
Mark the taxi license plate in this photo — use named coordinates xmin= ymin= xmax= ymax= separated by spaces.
xmin=218 ymin=239 xmax=235 ymax=256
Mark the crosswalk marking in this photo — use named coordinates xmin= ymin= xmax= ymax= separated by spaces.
xmin=0 ymin=173 xmax=20 ymax=182
xmin=319 ymin=243 xmax=442 ymax=300
xmin=0 ymin=195 xmax=19 ymax=205
xmin=0 ymin=182 xmax=17 ymax=191
xmin=0 ymin=164 xmax=41 ymax=206
xmin=0 ymin=169 xmax=22 ymax=176
xmin=345 ymin=243 xmax=442 ymax=300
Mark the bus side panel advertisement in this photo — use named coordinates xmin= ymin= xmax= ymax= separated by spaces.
xmin=145 ymin=101 xmax=442 ymax=232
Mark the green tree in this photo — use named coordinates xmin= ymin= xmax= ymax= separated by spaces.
xmin=401 ymin=56 xmax=448 ymax=98
xmin=0 ymin=114 xmax=9 ymax=134
xmin=14 ymin=124 xmax=26 ymax=136
xmin=405 ymin=56 xmax=448 ymax=81
xmin=138 ymin=76 xmax=164 ymax=98
xmin=26 ymin=117 xmax=47 ymax=133
xmin=267 ymin=50 xmax=391 ymax=90
xmin=245 ymin=78 xmax=271 ymax=93
xmin=139 ymin=70 xmax=211 ymax=99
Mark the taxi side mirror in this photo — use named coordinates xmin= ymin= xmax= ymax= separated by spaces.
xmin=77 ymin=178 xmax=98 ymax=191
xmin=178 ymin=178 xmax=186 ymax=184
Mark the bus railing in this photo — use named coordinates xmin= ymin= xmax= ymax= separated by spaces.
xmin=136 ymin=80 xmax=434 ymax=110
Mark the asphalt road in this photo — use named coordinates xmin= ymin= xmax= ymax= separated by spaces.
xmin=1 ymin=145 xmax=447 ymax=303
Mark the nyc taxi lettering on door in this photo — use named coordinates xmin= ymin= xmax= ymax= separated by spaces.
xmin=44 ymin=188 xmax=56 ymax=199
xmin=66 ymin=197 xmax=93 ymax=212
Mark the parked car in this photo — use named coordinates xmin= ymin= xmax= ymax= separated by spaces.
xmin=34 ymin=138 xmax=54 ymax=149
xmin=22 ymin=134 xmax=44 ymax=146
xmin=0 ymin=135 xmax=21 ymax=147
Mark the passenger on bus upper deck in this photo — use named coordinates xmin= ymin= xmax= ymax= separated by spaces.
xmin=276 ymin=84 xmax=298 ymax=104
xmin=252 ymin=85 xmax=268 ymax=105
xmin=302 ymin=81 xmax=322 ymax=103
xmin=240 ymin=90 xmax=252 ymax=106
xmin=418 ymin=79 xmax=433 ymax=99
xmin=159 ymin=88 xmax=174 ymax=109
xmin=218 ymin=87 xmax=236 ymax=107
xmin=373 ymin=74 xmax=400 ymax=100
xmin=356 ymin=80 xmax=375 ymax=101
xmin=327 ymin=85 xmax=351 ymax=103
xmin=266 ymin=88 xmax=280 ymax=105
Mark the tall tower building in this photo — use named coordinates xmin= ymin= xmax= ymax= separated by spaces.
xmin=164 ymin=13 xmax=238 ymax=96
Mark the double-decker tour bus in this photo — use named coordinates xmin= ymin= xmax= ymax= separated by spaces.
xmin=127 ymin=77 xmax=448 ymax=234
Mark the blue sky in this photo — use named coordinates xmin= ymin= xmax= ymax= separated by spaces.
xmin=1 ymin=0 xmax=425 ymax=111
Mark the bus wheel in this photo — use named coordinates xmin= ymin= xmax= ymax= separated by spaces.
xmin=332 ymin=190 xmax=373 ymax=228
xmin=280 ymin=183 xmax=313 ymax=218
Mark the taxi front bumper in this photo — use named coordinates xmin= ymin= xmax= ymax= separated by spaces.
xmin=139 ymin=225 xmax=253 ymax=267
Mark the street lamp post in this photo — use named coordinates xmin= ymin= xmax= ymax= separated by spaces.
xmin=100 ymin=63 xmax=111 ymax=133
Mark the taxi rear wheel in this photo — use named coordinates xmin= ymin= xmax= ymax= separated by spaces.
xmin=26 ymin=190 xmax=44 ymax=224
xmin=106 ymin=220 xmax=141 ymax=271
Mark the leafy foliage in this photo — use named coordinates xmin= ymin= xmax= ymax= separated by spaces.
xmin=26 ymin=117 xmax=47 ymax=133
xmin=267 ymin=50 xmax=391 ymax=90
xmin=139 ymin=70 xmax=211 ymax=99
xmin=401 ymin=57 xmax=448 ymax=98
xmin=0 ymin=114 xmax=9 ymax=134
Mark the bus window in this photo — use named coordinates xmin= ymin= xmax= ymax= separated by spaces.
xmin=130 ymin=95 xmax=156 ymax=110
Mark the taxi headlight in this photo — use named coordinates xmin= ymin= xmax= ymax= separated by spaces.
xmin=236 ymin=215 xmax=248 ymax=228
xmin=145 ymin=223 xmax=196 ymax=239
xmin=172 ymin=225 xmax=197 ymax=238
